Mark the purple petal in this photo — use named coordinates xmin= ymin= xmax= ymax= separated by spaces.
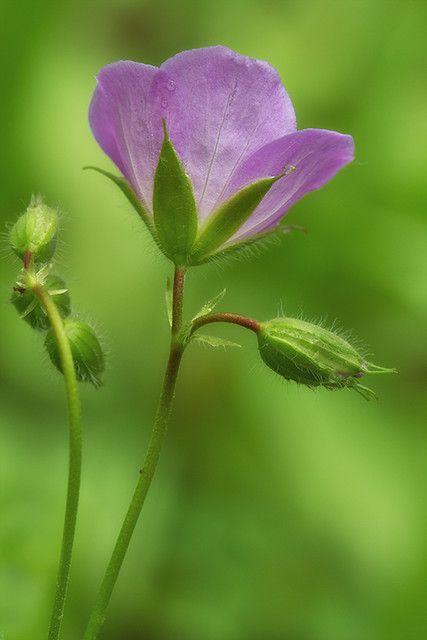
xmin=223 ymin=129 xmax=354 ymax=242
xmin=160 ymin=46 xmax=296 ymax=219
xmin=89 ymin=47 xmax=296 ymax=217
xmin=89 ymin=61 xmax=160 ymax=210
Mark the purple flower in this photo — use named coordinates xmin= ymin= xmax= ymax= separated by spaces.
xmin=89 ymin=46 xmax=353 ymax=256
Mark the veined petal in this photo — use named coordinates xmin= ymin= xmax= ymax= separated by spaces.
xmin=89 ymin=61 xmax=160 ymax=211
xmin=160 ymin=46 xmax=296 ymax=220
xmin=88 ymin=51 xmax=353 ymax=252
xmin=223 ymin=129 xmax=354 ymax=242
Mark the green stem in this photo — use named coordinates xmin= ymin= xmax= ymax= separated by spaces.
xmin=33 ymin=284 xmax=82 ymax=640
xmin=83 ymin=266 xmax=187 ymax=639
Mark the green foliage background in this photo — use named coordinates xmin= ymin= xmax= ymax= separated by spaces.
xmin=1 ymin=1 xmax=426 ymax=638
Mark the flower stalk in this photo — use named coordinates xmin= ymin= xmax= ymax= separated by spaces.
xmin=191 ymin=311 xmax=261 ymax=335
xmin=32 ymin=282 xmax=82 ymax=640
xmin=83 ymin=267 xmax=187 ymax=639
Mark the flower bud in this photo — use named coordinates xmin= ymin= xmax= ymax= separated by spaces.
xmin=45 ymin=318 xmax=105 ymax=387
xmin=9 ymin=197 xmax=58 ymax=264
xmin=11 ymin=275 xmax=71 ymax=331
xmin=257 ymin=317 xmax=395 ymax=398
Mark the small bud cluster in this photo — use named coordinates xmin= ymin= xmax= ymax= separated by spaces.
xmin=9 ymin=197 xmax=105 ymax=387
xmin=11 ymin=273 xmax=71 ymax=331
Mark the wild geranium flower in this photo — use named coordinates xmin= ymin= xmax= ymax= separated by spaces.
xmin=4 ymin=43 xmax=395 ymax=640
xmin=89 ymin=46 xmax=354 ymax=264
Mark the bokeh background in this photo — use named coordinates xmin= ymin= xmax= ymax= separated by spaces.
xmin=1 ymin=1 xmax=426 ymax=638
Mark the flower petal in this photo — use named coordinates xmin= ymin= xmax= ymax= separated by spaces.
xmin=160 ymin=46 xmax=296 ymax=219
xmin=89 ymin=61 xmax=160 ymax=210
xmin=89 ymin=48 xmax=296 ymax=219
xmin=224 ymin=129 xmax=354 ymax=241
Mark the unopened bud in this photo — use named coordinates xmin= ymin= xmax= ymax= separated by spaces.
xmin=10 ymin=197 xmax=58 ymax=264
xmin=258 ymin=317 xmax=395 ymax=399
xmin=45 ymin=318 xmax=105 ymax=387
xmin=11 ymin=275 xmax=71 ymax=331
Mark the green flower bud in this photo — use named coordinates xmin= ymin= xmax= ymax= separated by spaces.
xmin=258 ymin=318 xmax=395 ymax=399
xmin=11 ymin=274 xmax=71 ymax=331
xmin=45 ymin=318 xmax=105 ymax=387
xmin=10 ymin=197 xmax=58 ymax=264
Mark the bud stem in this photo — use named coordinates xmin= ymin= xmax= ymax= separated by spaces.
xmin=191 ymin=311 xmax=260 ymax=335
xmin=23 ymin=250 xmax=33 ymax=270
xmin=32 ymin=284 xmax=82 ymax=640
xmin=82 ymin=266 xmax=187 ymax=639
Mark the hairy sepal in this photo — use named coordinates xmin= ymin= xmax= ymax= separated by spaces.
xmin=189 ymin=175 xmax=285 ymax=263
xmin=153 ymin=121 xmax=198 ymax=265
xmin=192 ymin=223 xmax=305 ymax=266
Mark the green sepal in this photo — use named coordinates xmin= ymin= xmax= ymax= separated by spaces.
xmin=192 ymin=334 xmax=241 ymax=349
xmin=190 ymin=168 xmax=294 ymax=262
xmin=192 ymin=289 xmax=226 ymax=321
xmin=192 ymin=223 xmax=305 ymax=266
xmin=153 ymin=121 xmax=198 ymax=265
xmin=84 ymin=166 xmax=160 ymax=247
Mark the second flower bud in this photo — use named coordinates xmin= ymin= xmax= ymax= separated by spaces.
xmin=45 ymin=318 xmax=105 ymax=388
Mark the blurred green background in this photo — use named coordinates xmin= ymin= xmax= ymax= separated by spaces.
xmin=1 ymin=0 xmax=426 ymax=638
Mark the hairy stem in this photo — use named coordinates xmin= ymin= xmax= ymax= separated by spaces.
xmin=191 ymin=311 xmax=260 ymax=335
xmin=33 ymin=284 xmax=82 ymax=640
xmin=83 ymin=266 xmax=187 ymax=639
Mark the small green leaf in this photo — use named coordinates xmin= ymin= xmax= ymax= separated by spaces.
xmin=190 ymin=167 xmax=295 ymax=262
xmin=165 ymin=277 xmax=173 ymax=327
xmin=84 ymin=166 xmax=159 ymax=245
xmin=192 ymin=289 xmax=226 ymax=321
xmin=49 ymin=288 xmax=68 ymax=296
xmin=192 ymin=334 xmax=241 ymax=349
xmin=153 ymin=121 xmax=198 ymax=265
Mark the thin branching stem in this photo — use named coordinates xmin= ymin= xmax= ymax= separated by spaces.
xmin=33 ymin=284 xmax=82 ymax=640
xmin=83 ymin=266 xmax=187 ymax=639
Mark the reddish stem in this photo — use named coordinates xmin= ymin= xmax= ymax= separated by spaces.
xmin=23 ymin=250 xmax=33 ymax=270
xmin=172 ymin=267 xmax=186 ymax=336
xmin=191 ymin=312 xmax=260 ymax=335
